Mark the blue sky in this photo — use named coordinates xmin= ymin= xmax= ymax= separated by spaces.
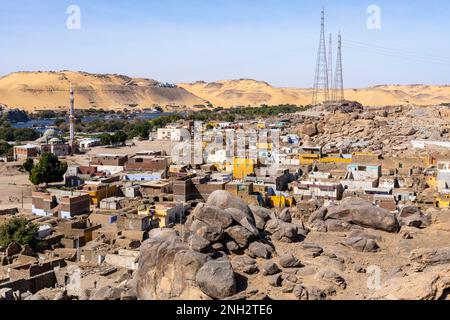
xmin=0 ymin=0 xmax=449 ymax=87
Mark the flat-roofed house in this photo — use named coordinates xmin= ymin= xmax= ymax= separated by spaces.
xmin=125 ymin=156 xmax=168 ymax=172
xmin=59 ymin=194 xmax=91 ymax=219
xmin=32 ymin=192 xmax=58 ymax=217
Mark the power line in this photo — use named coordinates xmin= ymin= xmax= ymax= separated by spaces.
xmin=344 ymin=40 xmax=450 ymax=67
xmin=346 ymin=39 xmax=450 ymax=62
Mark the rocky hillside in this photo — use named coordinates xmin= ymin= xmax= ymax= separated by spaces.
xmin=0 ymin=71 xmax=206 ymax=111
xmin=135 ymin=191 xmax=450 ymax=300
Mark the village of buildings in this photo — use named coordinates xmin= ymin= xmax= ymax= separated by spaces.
xmin=0 ymin=6 xmax=449 ymax=301
xmin=0 ymin=87 xmax=450 ymax=301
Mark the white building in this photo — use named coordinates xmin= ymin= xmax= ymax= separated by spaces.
xmin=157 ymin=127 xmax=185 ymax=142
xmin=437 ymin=161 xmax=450 ymax=192
xmin=293 ymin=179 xmax=344 ymax=200
xmin=207 ymin=149 xmax=228 ymax=164
xmin=79 ymin=138 xmax=101 ymax=149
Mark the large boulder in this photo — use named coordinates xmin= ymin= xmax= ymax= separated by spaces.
xmin=249 ymin=206 xmax=274 ymax=230
xmin=301 ymin=243 xmax=323 ymax=258
xmin=196 ymin=226 xmax=224 ymax=243
xmin=308 ymin=207 xmax=327 ymax=224
xmin=195 ymin=258 xmax=237 ymax=299
xmin=315 ymin=269 xmax=347 ymax=290
xmin=325 ymin=198 xmax=399 ymax=232
xmin=247 ymin=242 xmax=271 ymax=259
xmin=325 ymin=219 xmax=354 ymax=232
xmin=189 ymin=220 xmax=208 ymax=233
xmin=192 ymin=203 xmax=234 ymax=229
xmin=397 ymin=206 xmax=431 ymax=229
xmin=409 ymin=247 xmax=450 ymax=270
xmin=239 ymin=217 xmax=260 ymax=237
xmin=278 ymin=208 xmax=292 ymax=223
xmin=265 ymin=219 xmax=298 ymax=243
xmin=225 ymin=226 xmax=256 ymax=249
xmin=231 ymin=256 xmax=259 ymax=275
xmin=279 ymin=253 xmax=303 ymax=268
xmin=263 ymin=261 xmax=281 ymax=276
xmin=207 ymin=191 xmax=250 ymax=215
xmin=92 ymin=286 xmax=125 ymax=301
xmin=189 ymin=234 xmax=213 ymax=254
xmin=136 ymin=229 xmax=210 ymax=300
xmin=298 ymin=123 xmax=318 ymax=137
xmin=371 ymin=265 xmax=450 ymax=300
xmin=427 ymin=208 xmax=450 ymax=231
xmin=341 ymin=237 xmax=380 ymax=253
xmin=225 ymin=208 xmax=256 ymax=227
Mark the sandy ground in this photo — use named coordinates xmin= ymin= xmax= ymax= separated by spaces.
xmin=0 ymin=162 xmax=33 ymax=211
xmin=2 ymin=71 xmax=450 ymax=111
xmin=0 ymin=71 xmax=205 ymax=111
xmin=180 ymin=81 xmax=450 ymax=107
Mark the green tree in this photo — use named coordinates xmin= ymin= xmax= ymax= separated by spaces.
xmin=23 ymin=158 xmax=34 ymax=173
xmin=29 ymin=153 xmax=68 ymax=186
xmin=0 ymin=217 xmax=39 ymax=249
xmin=99 ymin=133 xmax=112 ymax=146
xmin=54 ymin=118 xmax=65 ymax=127
xmin=0 ymin=141 xmax=12 ymax=157
xmin=112 ymin=131 xmax=128 ymax=145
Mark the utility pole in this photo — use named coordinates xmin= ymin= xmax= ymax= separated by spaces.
xmin=312 ymin=9 xmax=329 ymax=105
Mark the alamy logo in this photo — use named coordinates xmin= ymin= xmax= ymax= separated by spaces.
xmin=366 ymin=265 xmax=382 ymax=290
xmin=66 ymin=265 xmax=81 ymax=292
xmin=66 ymin=5 xmax=81 ymax=30
xmin=367 ymin=5 xmax=381 ymax=30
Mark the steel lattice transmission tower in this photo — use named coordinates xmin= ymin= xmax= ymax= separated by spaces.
xmin=312 ymin=9 xmax=329 ymax=105
xmin=328 ymin=33 xmax=334 ymax=102
xmin=334 ymin=32 xmax=345 ymax=103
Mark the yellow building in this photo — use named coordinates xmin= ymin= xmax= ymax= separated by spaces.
xmin=233 ymin=158 xmax=256 ymax=180
xmin=269 ymin=195 xmax=295 ymax=208
xmin=156 ymin=204 xmax=186 ymax=228
xmin=257 ymin=122 xmax=266 ymax=129
xmin=299 ymin=154 xmax=320 ymax=165
xmin=435 ymin=194 xmax=450 ymax=208
xmin=351 ymin=152 xmax=382 ymax=164
xmin=426 ymin=176 xmax=437 ymax=189
xmin=319 ymin=157 xmax=352 ymax=164
xmin=138 ymin=203 xmax=186 ymax=228
xmin=83 ymin=183 xmax=117 ymax=206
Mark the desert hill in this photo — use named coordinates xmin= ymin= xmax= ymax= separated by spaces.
xmin=179 ymin=80 xmax=450 ymax=107
xmin=0 ymin=71 xmax=206 ymax=111
xmin=0 ymin=71 xmax=449 ymax=111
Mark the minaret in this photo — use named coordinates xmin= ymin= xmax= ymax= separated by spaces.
xmin=69 ymin=86 xmax=76 ymax=153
